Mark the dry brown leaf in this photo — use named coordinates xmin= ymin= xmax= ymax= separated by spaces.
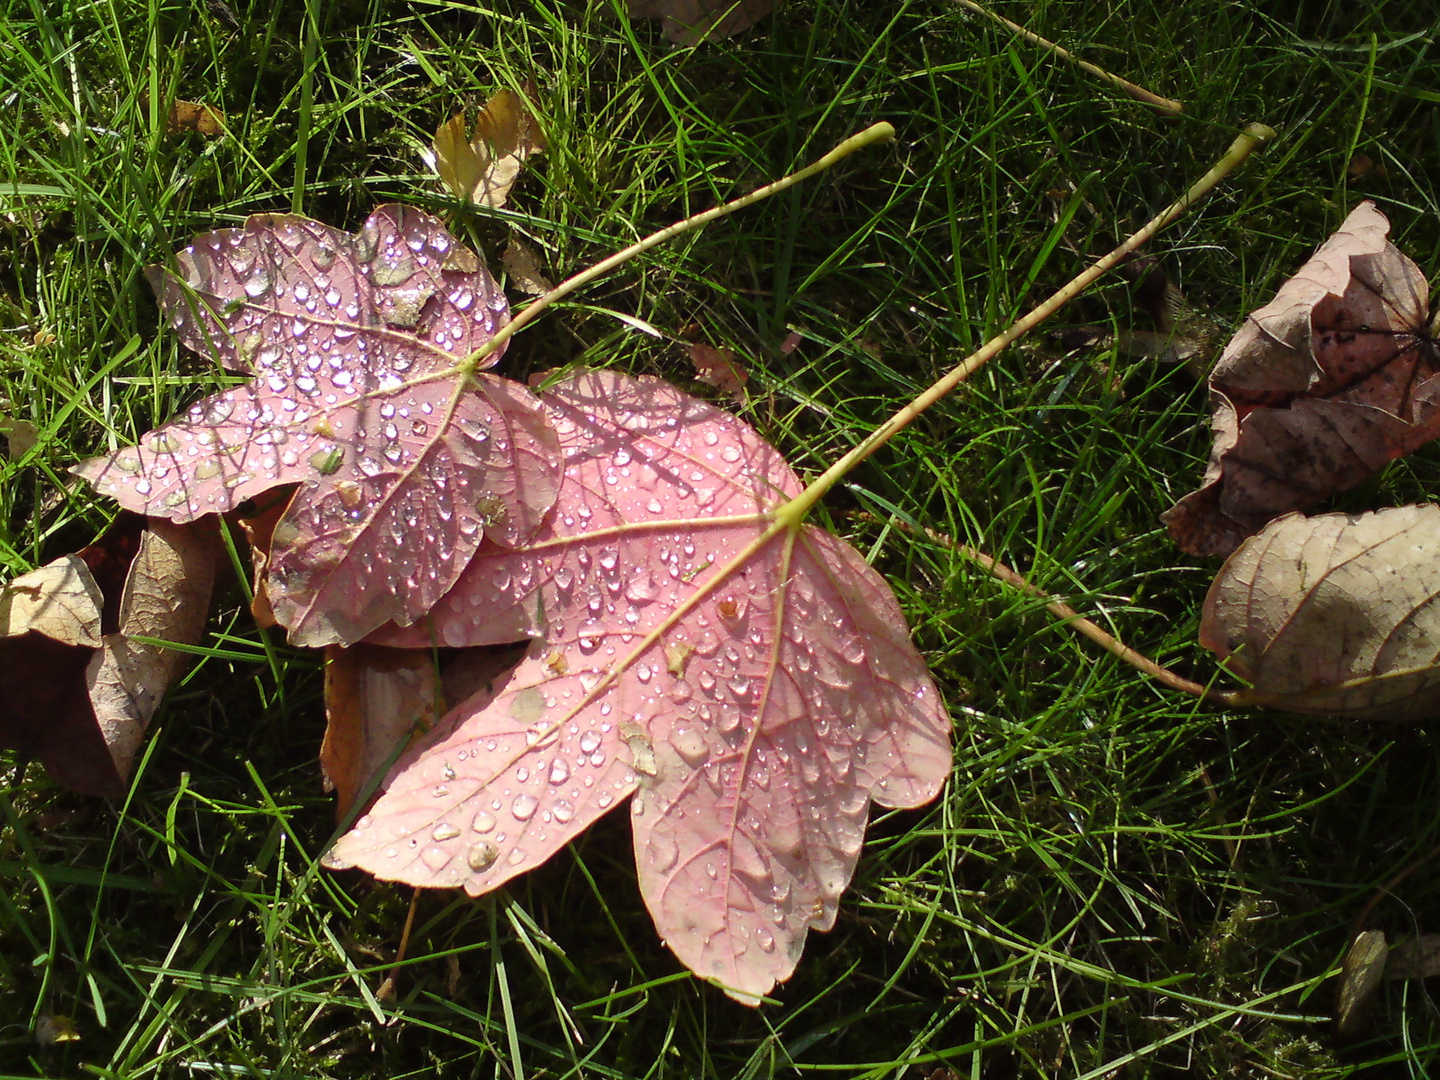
xmin=1165 ymin=202 xmax=1440 ymax=557
xmin=500 ymin=236 xmax=554 ymax=295
xmin=167 ymin=99 xmax=224 ymax=136
xmin=628 ymin=0 xmax=776 ymax=45
xmin=88 ymin=517 xmax=220 ymax=780
xmin=433 ymin=86 xmax=546 ymax=209
xmin=688 ymin=342 xmax=748 ymax=400
xmin=34 ymin=1015 xmax=81 ymax=1046
xmin=322 ymin=644 xmax=443 ymax=820
xmin=0 ymin=555 xmax=104 ymax=647
xmin=1201 ymin=504 xmax=1440 ymax=720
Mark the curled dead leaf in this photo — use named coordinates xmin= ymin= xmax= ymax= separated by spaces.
xmin=0 ymin=408 xmax=39 ymax=458
xmin=0 ymin=555 xmax=105 ymax=648
xmin=1201 ymin=504 xmax=1440 ymax=720
xmin=500 ymin=236 xmax=554 ymax=296
xmin=166 ymin=99 xmax=225 ymax=135
xmin=1335 ymin=930 xmax=1388 ymax=1038
xmin=1166 ymin=202 xmax=1440 ymax=557
xmin=322 ymin=645 xmax=444 ymax=820
xmin=88 ymin=517 xmax=221 ymax=781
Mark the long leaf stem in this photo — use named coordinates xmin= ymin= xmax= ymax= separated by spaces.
xmin=775 ymin=122 xmax=1275 ymax=529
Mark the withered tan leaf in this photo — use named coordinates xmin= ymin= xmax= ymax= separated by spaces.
xmin=433 ymin=87 xmax=546 ymax=209
xmin=236 ymin=485 xmax=297 ymax=630
xmin=500 ymin=236 xmax=553 ymax=296
xmin=1166 ymin=202 xmax=1440 ymax=557
xmin=1201 ymin=504 xmax=1440 ymax=720
xmin=166 ymin=99 xmax=225 ymax=135
xmin=0 ymin=555 xmax=104 ymax=647
xmin=87 ymin=517 xmax=220 ymax=781
xmin=628 ymin=0 xmax=776 ymax=45
xmin=0 ymin=411 xmax=39 ymax=458
xmin=1335 ymin=930 xmax=1388 ymax=1038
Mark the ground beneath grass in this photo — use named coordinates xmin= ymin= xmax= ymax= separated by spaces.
xmin=4 ymin=0 xmax=1440 ymax=1076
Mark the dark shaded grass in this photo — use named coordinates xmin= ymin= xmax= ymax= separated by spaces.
xmin=5 ymin=0 xmax=1440 ymax=1075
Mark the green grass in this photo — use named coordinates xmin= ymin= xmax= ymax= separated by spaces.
xmin=4 ymin=0 xmax=1440 ymax=1075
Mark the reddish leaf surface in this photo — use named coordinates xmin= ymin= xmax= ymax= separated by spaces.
xmin=75 ymin=206 xmax=562 ymax=646
xmin=328 ymin=370 xmax=951 ymax=1002
xmin=1164 ymin=201 xmax=1440 ymax=557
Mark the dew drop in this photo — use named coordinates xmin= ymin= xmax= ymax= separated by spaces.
xmin=431 ymin=822 xmax=461 ymax=842
xmin=549 ymin=759 xmax=570 ymax=784
xmin=511 ymin=794 xmax=539 ymax=821
xmin=471 ymin=810 xmax=497 ymax=833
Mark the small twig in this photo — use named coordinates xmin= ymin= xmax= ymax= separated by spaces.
xmin=954 ymin=0 xmax=1184 ymax=116
xmin=378 ymin=886 xmax=422 ymax=1003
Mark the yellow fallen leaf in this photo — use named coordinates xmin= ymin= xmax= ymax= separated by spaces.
xmin=433 ymin=86 xmax=545 ymax=209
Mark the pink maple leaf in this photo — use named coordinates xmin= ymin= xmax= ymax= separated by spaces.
xmin=74 ymin=206 xmax=561 ymax=646
xmin=328 ymin=369 xmax=951 ymax=1003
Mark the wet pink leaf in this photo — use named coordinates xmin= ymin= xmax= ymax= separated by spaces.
xmin=74 ymin=206 xmax=561 ymax=646
xmin=329 ymin=370 xmax=951 ymax=1003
